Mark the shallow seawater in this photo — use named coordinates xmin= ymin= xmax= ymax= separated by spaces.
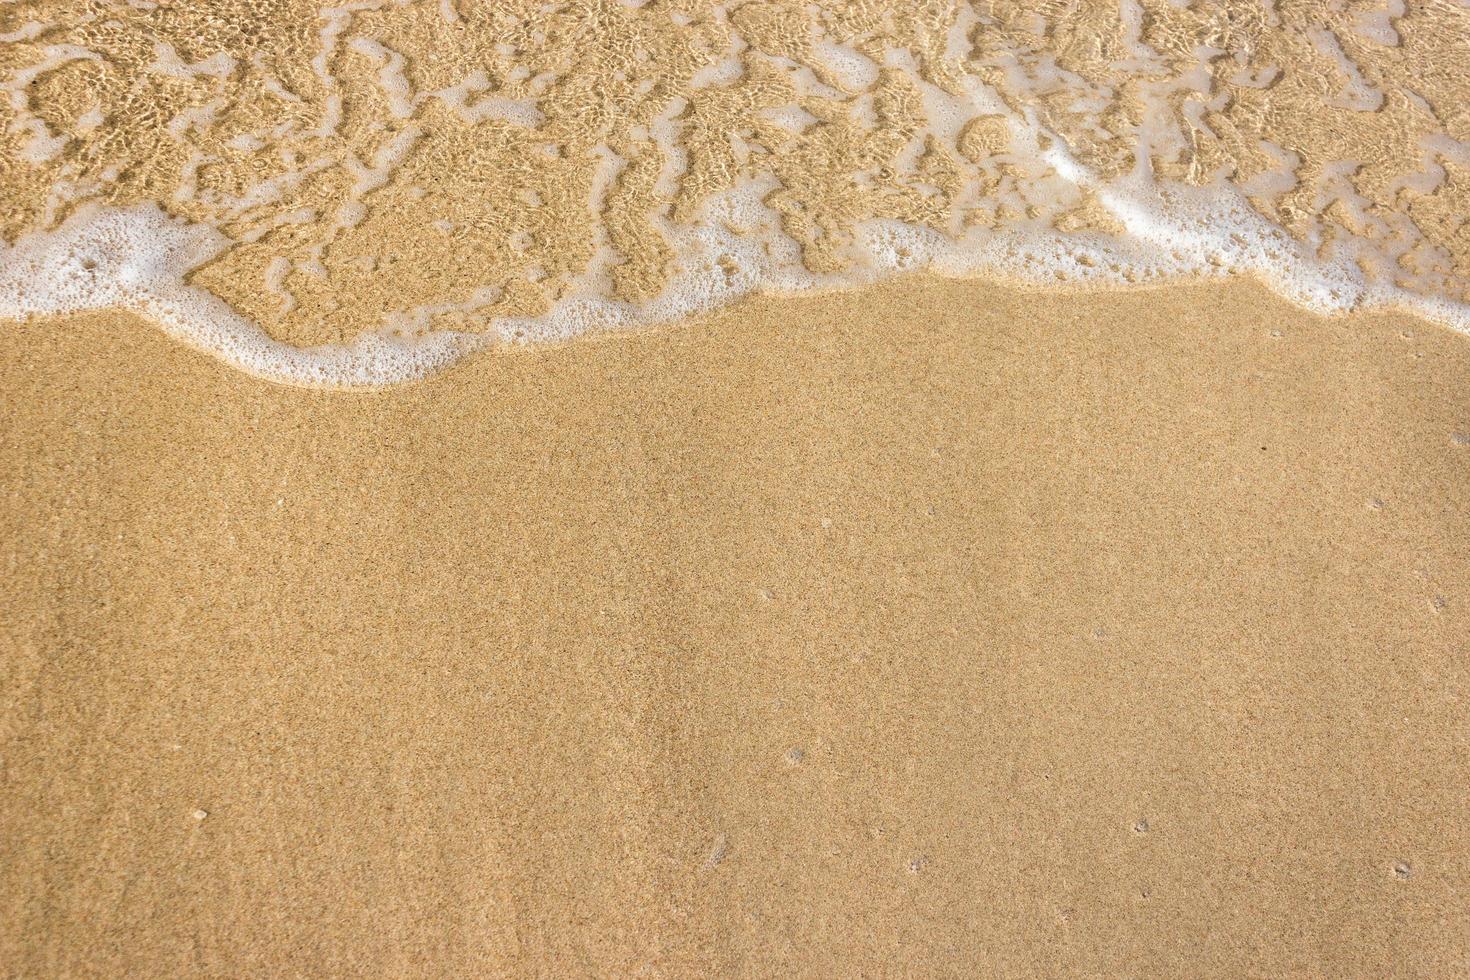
xmin=1 ymin=0 xmax=1468 ymax=384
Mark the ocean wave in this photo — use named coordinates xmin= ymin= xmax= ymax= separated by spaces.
xmin=2 ymin=0 xmax=1467 ymax=385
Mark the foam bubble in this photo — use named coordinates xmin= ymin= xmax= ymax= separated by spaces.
xmin=2 ymin=0 xmax=1469 ymax=387
xmin=0 ymin=204 xmax=477 ymax=387
xmin=809 ymin=35 xmax=878 ymax=92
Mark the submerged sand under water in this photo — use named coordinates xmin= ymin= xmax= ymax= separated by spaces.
xmin=2 ymin=276 xmax=1468 ymax=974
xmin=2 ymin=1 xmax=1470 ymax=382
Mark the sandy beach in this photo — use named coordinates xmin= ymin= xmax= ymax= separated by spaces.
xmin=6 ymin=1 xmax=1470 ymax=974
xmin=3 ymin=275 xmax=1467 ymax=976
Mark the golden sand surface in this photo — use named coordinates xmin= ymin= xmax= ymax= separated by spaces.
xmin=3 ymin=277 xmax=1467 ymax=976
xmin=4 ymin=1 xmax=1470 ymax=974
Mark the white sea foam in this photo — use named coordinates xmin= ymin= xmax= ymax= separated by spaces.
xmin=3 ymin=126 xmax=1467 ymax=386
xmin=2 ymin=0 xmax=1469 ymax=387
xmin=0 ymin=204 xmax=475 ymax=386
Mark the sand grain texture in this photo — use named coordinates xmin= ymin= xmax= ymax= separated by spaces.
xmin=2 ymin=277 xmax=1468 ymax=977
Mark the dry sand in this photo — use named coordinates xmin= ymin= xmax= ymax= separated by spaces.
xmin=3 ymin=276 xmax=1467 ymax=976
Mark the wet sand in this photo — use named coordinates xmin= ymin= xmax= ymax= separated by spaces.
xmin=2 ymin=276 xmax=1467 ymax=976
